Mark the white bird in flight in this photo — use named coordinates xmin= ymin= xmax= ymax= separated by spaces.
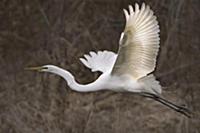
xmin=27 ymin=3 xmax=191 ymax=117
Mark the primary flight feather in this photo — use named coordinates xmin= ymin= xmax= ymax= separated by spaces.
xmin=27 ymin=3 xmax=191 ymax=117
xmin=112 ymin=3 xmax=160 ymax=80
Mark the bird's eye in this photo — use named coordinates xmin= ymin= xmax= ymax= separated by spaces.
xmin=42 ymin=67 xmax=48 ymax=70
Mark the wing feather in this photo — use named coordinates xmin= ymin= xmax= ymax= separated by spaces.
xmin=80 ymin=50 xmax=117 ymax=73
xmin=112 ymin=3 xmax=160 ymax=80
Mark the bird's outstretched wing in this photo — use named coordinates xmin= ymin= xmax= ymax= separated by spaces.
xmin=112 ymin=3 xmax=160 ymax=80
xmin=80 ymin=50 xmax=117 ymax=73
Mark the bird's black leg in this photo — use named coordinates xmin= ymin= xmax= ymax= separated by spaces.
xmin=140 ymin=92 xmax=192 ymax=118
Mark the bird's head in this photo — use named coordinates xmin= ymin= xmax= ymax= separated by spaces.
xmin=25 ymin=65 xmax=58 ymax=72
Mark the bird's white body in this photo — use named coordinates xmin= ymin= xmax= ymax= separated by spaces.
xmin=30 ymin=3 xmax=162 ymax=95
xmin=27 ymin=3 xmax=192 ymax=117
xmin=44 ymin=65 xmax=159 ymax=94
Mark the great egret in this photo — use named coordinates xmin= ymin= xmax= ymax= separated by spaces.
xmin=27 ymin=3 xmax=191 ymax=117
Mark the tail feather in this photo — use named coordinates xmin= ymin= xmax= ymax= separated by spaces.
xmin=139 ymin=74 xmax=162 ymax=94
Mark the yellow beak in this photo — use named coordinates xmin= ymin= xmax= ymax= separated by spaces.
xmin=24 ymin=66 xmax=44 ymax=71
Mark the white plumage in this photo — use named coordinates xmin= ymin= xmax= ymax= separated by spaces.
xmin=79 ymin=50 xmax=117 ymax=73
xmin=27 ymin=3 xmax=191 ymax=117
xmin=112 ymin=3 xmax=160 ymax=80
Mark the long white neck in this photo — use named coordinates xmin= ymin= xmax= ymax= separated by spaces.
xmin=47 ymin=66 xmax=105 ymax=92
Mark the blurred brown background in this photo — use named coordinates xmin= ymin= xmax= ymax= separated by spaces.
xmin=0 ymin=0 xmax=200 ymax=133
